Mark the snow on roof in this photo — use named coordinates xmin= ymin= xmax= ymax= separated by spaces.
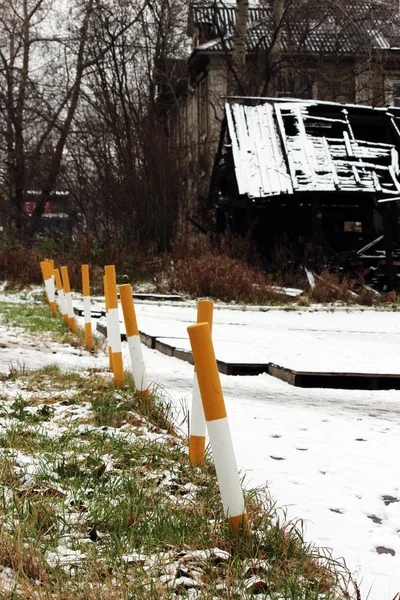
xmin=191 ymin=0 xmax=400 ymax=54
xmin=225 ymin=100 xmax=400 ymax=199
xmin=226 ymin=102 xmax=293 ymax=197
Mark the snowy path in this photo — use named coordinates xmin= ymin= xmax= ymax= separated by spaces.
xmin=127 ymin=302 xmax=400 ymax=375
xmin=0 ymin=294 xmax=399 ymax=599
xmin=141 ymin=343 xmax=400 ymax=600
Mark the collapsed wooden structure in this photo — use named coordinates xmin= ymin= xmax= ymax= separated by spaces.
xmin=210 ymin=98 xmax=400 ymax=288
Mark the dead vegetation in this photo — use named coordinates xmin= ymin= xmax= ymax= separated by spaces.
xmin=1 ymin=233 xmax=399 ymax=307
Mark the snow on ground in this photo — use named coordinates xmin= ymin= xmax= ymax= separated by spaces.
xmin=126 ymin=301 xmax=400 ymax=374
xmin=0 ymin=326 xmax=107 ymax=373
xmin=143 ymin=345 xmax=400 ymax=599
xmin=120 ymin=300 xmax=400 ymax=599
xmin=1 ymin=290 xmax=399 ymax=599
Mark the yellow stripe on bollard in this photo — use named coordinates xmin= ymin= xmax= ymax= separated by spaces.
xmin=40 ymin=261 xmax=57 ymax=317
xmin=119 ymin=284 xmax=139 ymax=337
xmin=189 ymin=324 xmax=226 ymax=422
xmin=40 ymin=261 xmax=48 ymax=281
xmin=60 ymin=266 xmax=76 ymax=331
xmin=197 ymin=300 xmax=214 ymax=334
xmin=189 ymin=299 xmax=214 ymax=466
xmin=54 ymin=268 xmax=68 ymax=323
xmin=187 ymin=322 xmax=248 ymax=534
xmin=104 ymin=265 xmax=124 ymax=384
xmin=104 ymin=275 xmax=113 ymax=370
xmin=81 ymin=264 xmax=93 ymax=350
xmin=119 ymin=283 xmax=149 ymax=397
xmin=60 ymin=266 xmax=70 ymax=293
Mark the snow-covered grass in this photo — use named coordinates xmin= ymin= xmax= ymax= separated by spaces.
xmin=0 ymin=291 xmax=352 ymax=599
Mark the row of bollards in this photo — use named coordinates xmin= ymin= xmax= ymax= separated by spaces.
xmin=40 ymin=260 xmax=248 ymax=534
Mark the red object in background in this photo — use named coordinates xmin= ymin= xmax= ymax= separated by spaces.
xmin=24 ymin=201 xmax=52 ymax=214
xmin=24 ymin=201 xmax=35 ymax=214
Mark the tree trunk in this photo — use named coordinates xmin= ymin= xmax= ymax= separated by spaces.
xmin=261 ymin=0 xmax=285 ymax=96
xmin=231 ymin=0 xmax=249 ymax=94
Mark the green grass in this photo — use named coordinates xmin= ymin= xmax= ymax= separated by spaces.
xmin=0 ymin=364 xmax=353 ymax=599
xmin=0 ymin=299 xmax=101 ymax=350
xmin=0 ymin=301 xmax=67 ymax=335
xmin=0 ymin=296 xmax=354 ymax=599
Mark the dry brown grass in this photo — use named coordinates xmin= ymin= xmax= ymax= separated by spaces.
xmin=0 ymin=528 xmax=49 ymax=585
xmin=162 ymin=234 xmax=283 ymax=304
xmin=307 ymin=270 xmax=356 ymax=304
xmin=0 ymin=247 xmax=44 ymax=286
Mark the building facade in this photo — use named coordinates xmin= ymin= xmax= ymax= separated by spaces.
xmin=165 ymin=0 xmax=400 ymax=221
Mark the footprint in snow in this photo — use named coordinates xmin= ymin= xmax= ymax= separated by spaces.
xmin=367 ymin=514 xmax=382 ymax=524
xmin=376 ymin=546 xmax=396 ymax=556
xmin=382 ymin=495 xmax=399 ymax=506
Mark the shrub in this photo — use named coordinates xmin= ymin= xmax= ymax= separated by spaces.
xmin=0 ymin=246 xmax=44 ymax=286
xmin=0 ymin=233 xmax=156 ymax=293
xmin=163 ymin=235 xmax=282 ymax=304
xmin=307 ymin=270 xmax=356 ymax=304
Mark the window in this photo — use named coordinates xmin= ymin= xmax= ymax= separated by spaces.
xmin=385 ymin=77 xmax=400 ymax=107
xmin=276 ymin=70 xmax=312 ymax=99
xmin=344 ymin=221 xmax=362 ymax=233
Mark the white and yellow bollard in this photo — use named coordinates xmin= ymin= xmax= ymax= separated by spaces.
xmin=104 ymin=265 xmax=124 ymax=384
xmin=189 ymin=300 xmax=214 ymax=466
xmin=104 ymin=275 xmax=113 ymax=370
xmin=40 ymin=261 xmax=57 ymax=317
xmin=60 ymin=266 xmax=76 ymax=331
xmin=81 ymin=264 xmax=93 ymax=350
xmin=119 ymin=283 xmax=149 ymax=397
xmin=54 ymin=268 xmax=68 ymax=323
xmin=45 ymin=258 xmax=55 ymax=305
xmin=187 ymin=322 xmax=248 ymax=534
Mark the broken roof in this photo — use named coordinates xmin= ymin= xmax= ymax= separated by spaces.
xmin=190 ymin=0 xmax=400 ymax=55
xmin=224 ymin=99 xmax=400 ymax=199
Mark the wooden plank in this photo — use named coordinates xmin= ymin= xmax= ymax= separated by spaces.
xmin=275 ymin=105 xmax=299 ymax=189
xmin=154 ymin=339 xmax=174 ymax=357
xmin=96 ymin=321 xmax=107 ymax=337
xmin=216 ymin=360 xmax=231 ymax=375
xmin=322 ymin=136 xmax=340 ymax=189
xmin=139 ymin=331 xmax=155 ymax=349
xmin=343 ymin=130 xmax=354 ymax=156
xmin=74 ymin=306 xmax=105 ymax=318
xmin=268 ymin=363 xmax=400 ymax=390
xmin=173 ymin=348 xmax=193 ymax=365
xmin=268 ymin=364 xmax=296 ymax=385
xmin=132 ymin=293 xmax=183 ymax=302
xmin=215 ymin=363 xmax=268 ymax=376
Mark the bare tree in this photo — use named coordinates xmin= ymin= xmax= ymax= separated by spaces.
xmin=62 ymin=0 xmax=190 ymax=254
xmin=0 ymin=0 xmax=47 ymax=229
xmin=0 ymin=0 xmax=151 ymax=239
